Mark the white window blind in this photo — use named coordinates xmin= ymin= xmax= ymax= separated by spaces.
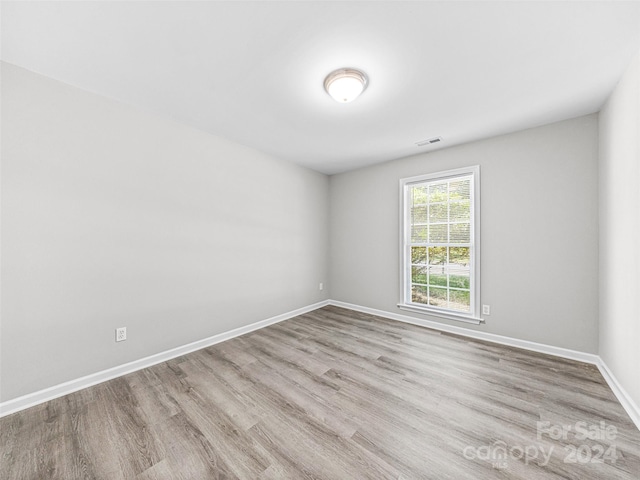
xmin=399 ymin=166 xmax=480 ymax=322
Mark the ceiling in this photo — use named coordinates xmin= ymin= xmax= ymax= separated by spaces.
xmin=2 ymin=1 xmax=640 ymax=175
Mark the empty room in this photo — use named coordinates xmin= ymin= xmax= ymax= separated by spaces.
xmin=1 ymin=1 xmax=640 ymax=479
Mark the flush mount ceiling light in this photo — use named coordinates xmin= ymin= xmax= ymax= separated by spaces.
xmin=324 ymin=68 xmax=368 ymax=103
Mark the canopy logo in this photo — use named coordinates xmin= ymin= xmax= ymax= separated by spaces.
xmin=462 ymin=441 xmax=552 ymax=470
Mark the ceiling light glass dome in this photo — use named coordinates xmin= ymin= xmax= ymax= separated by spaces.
xmin=324 ymin=68 xmax=368 ymax=103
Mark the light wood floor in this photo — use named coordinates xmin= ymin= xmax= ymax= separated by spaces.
xmin=1 ymin=306 xmax=639 ymax=479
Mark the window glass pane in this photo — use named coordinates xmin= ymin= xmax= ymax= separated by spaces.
xmin=428 ymin=224 xmax=447 ymax=243
xmin=449 ymin=179 xmax=470 ymax=200
xmin=412 ymin=266 xmax=427 ymax=284
xmin=429 ymin=287 xmax=447 ymax=307
xmin=411 ymin=246 xmax=427 ymax=264
xmin=449 ymin=200 xmax=470 ymax=222
xmin=411 ymin=225 xmax=428 ymax=242
xmin=449 ymin=290 xmax=471 ymax=312
xmin=448 ymin=272 xmax=469 ymax=289
xmin=412 ymin=186 xmax=428 ymax=205
xmin=411 ymin=285 xmax=428 ymax=304
xmin=448 ymin=247 xmax=470 ymax=267
xmin=428 ymin=183 xmax=448 ymax=202
xmin=449 ymin=223 xmax=470 ymax=243
xmin=428 ymin=268 xmax=447 ymax=287
xmin=411 ymin=205 xmax=428 ymax=224
xmin=429 ymin=203 xmax=447 ymax=223
xmin=428 ymin=247 xmax=447 ymax=265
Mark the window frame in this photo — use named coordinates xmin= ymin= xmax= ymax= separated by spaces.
xmin=398 ymin=165 xmax=482 ymax=324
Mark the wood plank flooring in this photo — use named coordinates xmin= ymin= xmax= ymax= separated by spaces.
xmin=1 ymin=305 xmax=639 ymax=479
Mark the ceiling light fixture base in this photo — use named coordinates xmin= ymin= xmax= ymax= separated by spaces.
xmin=324 ymin=68 xmax=368 ymax=103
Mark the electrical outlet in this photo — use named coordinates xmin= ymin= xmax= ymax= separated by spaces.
xmin=116 ymin=327 xmax=127 ymax=342
xmin=482 ymin=305 xmax=491 ymax=315
xmin=319 ymin=282 xmax=324 ymax=291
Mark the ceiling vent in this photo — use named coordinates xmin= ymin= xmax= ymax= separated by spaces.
xmin=415 ymin=137 xmax=442 ymax=147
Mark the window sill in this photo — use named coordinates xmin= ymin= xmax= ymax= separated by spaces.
xmin=397 ymin=303 xmax=484 ymax=325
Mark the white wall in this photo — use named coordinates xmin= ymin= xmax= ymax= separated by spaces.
xmin=0 ymin=63 xmax=329 ymax=402
xmin=330 ymin=115 xmax=599 ymax=353
xmin=599 ymin=51 xmax=640 ymax=409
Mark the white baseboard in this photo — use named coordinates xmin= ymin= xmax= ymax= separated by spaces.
xmin=596 ymin=359 xmax=640 ymax=431
xmin=328 ymin=300 xmax=640 ymax=431
xmin=328 ymin=300 xmax=599 ymax=364
xmin=0 ymin=300 xmax=329 ymax=418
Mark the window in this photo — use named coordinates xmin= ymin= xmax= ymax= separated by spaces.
xmin=399 ymin=166 xmax=481 ymax=323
